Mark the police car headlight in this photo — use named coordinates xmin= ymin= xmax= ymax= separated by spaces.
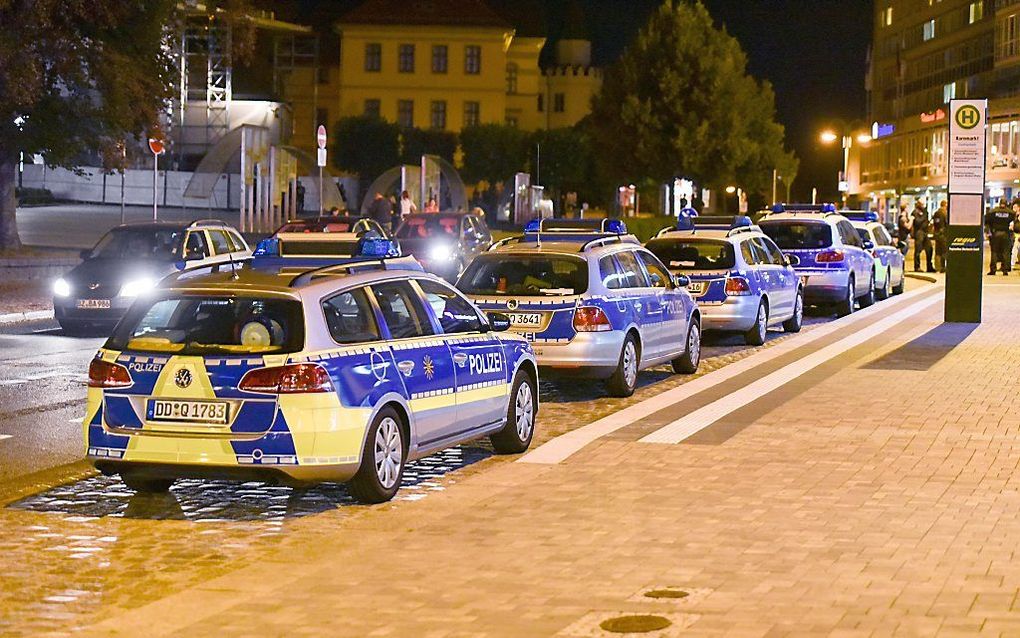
xmin=53 ymin=278 xmax=71 ymax=298
xmin=119 ymin=277 xmax=157 ymax=298
xmin=429 ymin=245 xmax=454 ymax=261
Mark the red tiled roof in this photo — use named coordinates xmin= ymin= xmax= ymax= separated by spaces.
xmin=340 ymin=0 xmax=512 ymax=28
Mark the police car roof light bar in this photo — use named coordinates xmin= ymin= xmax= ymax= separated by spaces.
xmin=771 ymin=203 xmax=838 ymax=214
xmin=287 ymin=255 xmax=423 ymax=287
xmin=525 ymin=218 xmax=628 ymax=235
xmin=838 ymin=210 xmax=880 ymax=223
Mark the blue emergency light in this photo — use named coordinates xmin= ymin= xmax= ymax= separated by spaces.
xmin=677 ymin=215 xmax=752 ymax=231
xmin=838 ymin=210 xmax=880 ymax=223
xmin=771 ymin=203 xmax=837 ymax=214
xmin=253 ymin=237 xmax=280 ymax=256
xmin=524 ymin=218 xmax=627 ymax=235
xmin=358 ymin=237 xmax=401 ymax=258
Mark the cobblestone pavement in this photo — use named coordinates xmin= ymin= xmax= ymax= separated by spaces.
xmin=0 ymin=279 xmax=966 ymax=637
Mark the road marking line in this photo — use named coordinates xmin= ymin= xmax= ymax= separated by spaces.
xmin=0 ymin=435 xmax=12 ymax=441
xmin=519 ymin=284 xmax=943 ymax=465
xmin=639 ymin=292 xmax=944 ymax=445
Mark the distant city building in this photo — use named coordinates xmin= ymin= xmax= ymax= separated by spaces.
xmin=850 ymin=0 xmax=1020 ymax=214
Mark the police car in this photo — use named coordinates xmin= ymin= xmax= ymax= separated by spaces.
xmin=457 ymin=219 xmax=701 ymax=398
xmin=759 ymin=204 xmax=877 ymax=317
xmin=83 ymin=237 xmax=538 ymax=504
xmin=841 ymin=210 xmax=905 ymax=299
xmin=646 ymin=216 xmax=803 ymax=346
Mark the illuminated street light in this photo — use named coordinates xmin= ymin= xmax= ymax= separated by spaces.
xmin=856 ymin=134 xmax=873 ymax=145
xmin=725 ymin=186 xmax=737 ymax=194
xmin=820 ymin=130 xmax=838 ymax=144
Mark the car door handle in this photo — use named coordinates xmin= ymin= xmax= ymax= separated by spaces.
xmin=397 ymin=360 xmax=415 ymax=377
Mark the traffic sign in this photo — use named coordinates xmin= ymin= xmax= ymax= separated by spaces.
xmin=317 ymin=147 xmax=327 ymax=168
xmin=317 ymin=125 xmax=327 ymax=150
xmin=148 ymin=138 xmax=165 ymax=155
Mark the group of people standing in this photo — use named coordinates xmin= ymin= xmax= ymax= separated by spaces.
xmin=366 ymin=191 xmax=439 ymax=232
xmin=896 ymin=200 xmax=948 ymax=274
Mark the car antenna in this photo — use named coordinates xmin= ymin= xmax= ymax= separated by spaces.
xmin=227 ymin=248 xmax=239 ymax=280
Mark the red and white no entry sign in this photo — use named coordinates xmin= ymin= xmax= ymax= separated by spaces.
xmin=317 ymin=125 xmax=327 ymax=150
xmin=148 ymin=138 xmax=165 ymax=155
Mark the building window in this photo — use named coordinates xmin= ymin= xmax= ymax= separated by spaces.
xmin=316 ymin=107 xmax=329 ymax=127
xmin=944 ymin=82 xmax=957 ymax=103
xmin=506 ymin=63 xmax=518 ymax=94
xmin=970 ymin=1 xmax=983 ymax=24
xmin=432 ymin=45 xmax=448 ymax=73
xmin=464 ymin=101 xmax=480 ymax=127
xmin=553 ymin=93 xmax=565 ymax=113
xmin=537 ymin=94 xmax=544 ymax=112
xmin=923 ymin=19 xmax=936 ymax=41
xmin=465 ymin=45 xmax=481 ymax=74
xmin=365 ymin=43 xmax=381 ymax=72
xmin=364 ymin=99 xmax=381 ymax=118
xmin=430 ymin=101 xmax=447 ymax=130
xmin=398 ymin=44 xmax=415 ymax=73
xmin=884 ymin=6 xmax=893 ymax=27
xmin=398 ymin=100 xmax=414 ymax=128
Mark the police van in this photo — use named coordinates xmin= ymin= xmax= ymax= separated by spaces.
xmin=84 ymin=236 xmax=537 ymax=503
xmin=646 ymin=215 xmax=803 ymax=346
xmin=456 ymin=219 xmax=701 ymax=398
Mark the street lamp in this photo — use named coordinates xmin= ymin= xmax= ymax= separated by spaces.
xmin=820 ymin=125 xmax=871 ymax=206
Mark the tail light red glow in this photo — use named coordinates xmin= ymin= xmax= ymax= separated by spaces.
xmin=239 ymin=363 xmax=334 ymax=394
xmin=725 ymin=276 xmax=752 ymax=296
xmin=816 ymin=250 xmax=845 ymax=263
xmin=573 ymin=306 xmax=612 ymax=332
xmin=88 ymin=359 xmax=133 ymax=388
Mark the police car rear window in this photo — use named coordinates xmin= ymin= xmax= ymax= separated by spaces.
xmin=458 ymin=254 xmax=589 ymax=296
xmin=646 ymin=238 xmax=735 ymax=270
xmin=759 ymin=221 xmax=833 ymax=250
xmin=107 ymin=295 xmax=305 ymax=355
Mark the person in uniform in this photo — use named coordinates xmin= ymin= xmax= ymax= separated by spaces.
xmin=911 ymin=200 xmax=934 ymax=273
xmin=932 ymin=200 xmax=948 ymax=273
xmin=986 ymin=198 xmax=1016 ymax=275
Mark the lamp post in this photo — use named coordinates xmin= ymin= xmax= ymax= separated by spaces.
xmin=820 ymin=127 xmax=872 ymax=207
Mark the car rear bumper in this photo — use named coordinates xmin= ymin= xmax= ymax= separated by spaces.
xmin=530 ymin=330 xmax=627 ymax=379
xmin=797 ymin=269 xmax=850 ymax=303
xmin=698 ymin=296 xmax=760 ymax=332
xmin=91 ymin=459 xmax=361 ymax=485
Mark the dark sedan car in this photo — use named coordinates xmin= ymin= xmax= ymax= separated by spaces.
xmin=52 ymin=220 xmax=250 ymax=334
xmin=273 ymin=215 xmax=390 ymax=237
xmin=394 ymin=212 xmax=492 ymax=280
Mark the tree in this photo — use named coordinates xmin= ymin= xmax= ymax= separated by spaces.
xmin=589 ymin=0 xmax=797 ymax=203
xmin=532 ymin=124 xmax=598 ymax=204
xmin=459 ymin=124 xmax=531 ymax=185
xmin=333 ymin=115 xmax=400 ymax=184
xmin=400 ymin=128 xmax=458 ymax=165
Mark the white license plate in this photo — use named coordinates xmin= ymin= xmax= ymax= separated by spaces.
xmin=149 ymin=399 xmax=229 ymax=424
xmin=507 ymin=312 xmax=543 ymax=327
xmin=77 ymin=299 xmax=111 ymax=309
xmin=687 ymin=282 xmax=706 ymax=294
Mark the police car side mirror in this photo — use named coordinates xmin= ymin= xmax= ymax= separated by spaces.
xmin=486 ymin=312 xmax=512 ymax=332
xmin=785 ymin=254 xmax=800 ymax=267
xmin=674 ymin=274 xmax=691 ymax=288
xmin=863 ymin=240 xmax=875 ymax=251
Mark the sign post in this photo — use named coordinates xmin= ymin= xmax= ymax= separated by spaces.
xmin=316 ymin=124 xmax=327 ymax=215
xmin=945 ymin=98 xmax=987 ymax=323
xmin=148 ymin=138 xmax=165 ymax=221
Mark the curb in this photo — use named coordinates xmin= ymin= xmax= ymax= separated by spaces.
xmin=0 ymin=309 xmax=53 ymax=325
xmin=904 ymin=272 xmax=940 ymax=283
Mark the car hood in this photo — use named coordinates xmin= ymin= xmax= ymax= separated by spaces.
xmin=64 ymin=258 xmax=178 ymax=287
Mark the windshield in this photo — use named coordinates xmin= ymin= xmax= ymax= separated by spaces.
xmin=759 ymin=221 xmax=833 ymax=250
xmin=458 ymin=254 xmax=589 ymax=296
xmin=89 ymin=228 xmax=183 ymax=260
xmin=396 ymin=216 xmax=460 ymax=240
xmin=646 ymin=238 xmax=735 ymax=270
xmin=855 ymin=228 xmax=871 ymax=243
xmin=276 ymin=220 xmax=355 ymax=234
xmin=107 ymin=295 xmax=304 ymax=355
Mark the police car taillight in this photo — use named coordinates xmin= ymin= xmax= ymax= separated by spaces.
xmin=724 ymin=276 xmax=752 ymax=296
xmin=88 ymin=359 xmax=132 ymax=389
xmin=239 ymin=363 xmax=334 ymax=394
xmin=573 ymin=306 xmax=612 ymax=332
xmin=816 ymin=250 xmax=845 ymax=263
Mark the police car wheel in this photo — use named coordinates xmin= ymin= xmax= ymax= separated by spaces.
xmin=671 ymin=321 xmax=701 ymax=374
xmin=120 ymin=473 xmax=174 ymax=494
xmin=348 ymin=407 xmax=405 ymax=504
xmin=782 ymin=290 xmax=804 ymax=333
xmin=892 ymin=271 xmax=905 ymax=295
xmin=490 ymin=372 xmax=536 ymax=454
xmin=859 ymin=272 xmax=876 ymax=308
xmin=606 ymin=334 xmax=640 ymax=398
xmin=876 ymin=271 xmax=891 ymax=300
xmin=836 ymin=278 xmax=855 ymax=317
xmin=744 ymin=301 xmax=768 ymax=346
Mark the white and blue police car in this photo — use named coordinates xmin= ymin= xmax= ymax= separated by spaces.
xmin=83 ymin=236 xmax=538 ymax=504
xmin=646 ymin=215 xmax=803 ymax=346
xmin=841 ymin=210 xmax=906 ymax=299
xmin=456 ymin=218 xmax=701 ymax=398
xmin=759 ymin=204 xmax=877 ymax=317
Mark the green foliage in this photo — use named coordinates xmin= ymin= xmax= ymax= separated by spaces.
xmin=333 ymin=116 xmax=400 ymax=181
xmin=400 ymin=128 xmax=458 ymax=165
xmin=589 ymin=0 xmax=798 ymax=203
xmin=532 ymin=125 xmax=597 ymax=202
xmin=459 ymin=124 xmax=532 ymax=184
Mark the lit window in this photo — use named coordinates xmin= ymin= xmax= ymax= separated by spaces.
xmin=923 ymin=19 xmax=935 ymax=41
xmin=430 ymin=101 xmax=447 ymax=130
xmin=884 ymin=6 xmax=893 ymax=26
xmin=943 ymin=82 xmax=956 ymax=103
xmin=465 ymin=45 xmax=481 ymax=74
xmin=970 ymin=1 xmax=983 ymax=24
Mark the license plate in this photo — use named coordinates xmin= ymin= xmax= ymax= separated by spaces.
xmin=507 ymin=312 xmax=543 ymax=327
xmin=687 ymin=282 xmax=706 ymax=294
xmin=77 ymin=299 xmax=111 ymax=309
xmin=148 ymin=399 xmax=229 ymax=424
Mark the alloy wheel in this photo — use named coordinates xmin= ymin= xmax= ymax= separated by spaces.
xmin=623 ymin=341 xmax=638 ymax=389
xmin=374 ymin=417 xmax=403 ymax=489
xmin=515 ymin=381 xmax=534 ymax=441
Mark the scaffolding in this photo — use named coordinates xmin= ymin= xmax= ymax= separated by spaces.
xmin=175 ymin=12 xmax=233 ymax=165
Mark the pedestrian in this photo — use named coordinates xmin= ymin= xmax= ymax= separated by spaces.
xmin=368 ymin=192 xmax=394 ymax=231
xmin=897 ymin=203 xmax=912 ymax=257
xmin=1012 ymin=199 xmax=1020 ymax=267
xmin=985 ymin=198 xmax=1016 ymax=275
xmin=932 ymin=200 xmax=948 ymax=273
xmin=424 ymin=196 xmax=439 ymax=213
xmin=399 ymin=190 xmax=417 ymax=220
xmin=328 ymin=206 xmax=341 ymax=217
xmin=296 ymin=181 xmax=306 ymax=215
xmin=911 ymin=200 xmax=934 ymax=272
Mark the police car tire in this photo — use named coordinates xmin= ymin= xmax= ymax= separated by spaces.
xmin=876 ymin=271 xmax=891 ymax=300
xmin=859 ymin=273 xmax=876 ymax=308
xmin=606 ymin=334 xmax=640 ymax=398
xmin=836 ymin=277 xmax=855 ymax=317
xmin=782 ymin=290 xmax=804 ymax=333
xmin=120 ymin=473 xmax=174 ymax=494
xmin=744 ymin=301 xmax=768 ymax=346
xmin=490 ymin=371 xmax=537 ymax=454
xmin=671 ymin=321 xmax=701 ymax=374
xmin=348 ymin=407 xmax=405 ymax=504
xmin=892 ymin=273 xmax=905 ymax=295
